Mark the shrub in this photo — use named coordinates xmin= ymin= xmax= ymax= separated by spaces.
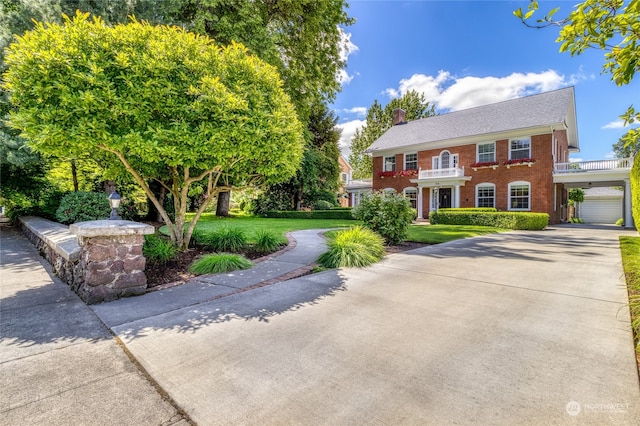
xmin=352 ymin=192 xmax=414 ymax=245
xmin=55 ymin=191 xmax=111 ymax=224
xmin=437 ymin=207 xmax=497 ymax=212
xmin=201 ymin=227 xmax=247 ymax=252
xmin=429 ymin=210 xmax=548 ymax=230
xmin=313 ymin=199 xmax=334 ymax=210
xmin=189 ymin=253 xmax=253 ymax=275
xmin=143 ymin=234 xmax=177 ymax=265
xmin=318 ymin=226 xmax=385 ymax=268
xmin=616 ymin=218 xmax=625 ymax=227
xmin=253 ymin=230 xmax=287 ymax=254
xmin=262 ymin=209 xmax=354 ymax=220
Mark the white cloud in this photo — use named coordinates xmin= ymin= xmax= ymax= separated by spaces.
xmin=336 ymin=119 xmax=366 ymax=157
xmin=605 ymin=151 xmax=616 ymax=159
xmin=343 ymin=107 xmax=367 ymax=118
xmin=385 ymin=69 xmax=573 ymax=112
xmin=602 ymin=120 xmax=627 ymax=129
xmin=337 ymin=30 xmax=358 ymax=86
xmin=569 ymin=157 xmax=583 ymax=163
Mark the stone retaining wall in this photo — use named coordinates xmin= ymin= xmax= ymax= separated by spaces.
xmin=20 ymin=216 xmax=154 ymax=304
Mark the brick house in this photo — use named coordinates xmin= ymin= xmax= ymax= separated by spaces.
xmin=365 ymin=87 xmax=634 ymax=226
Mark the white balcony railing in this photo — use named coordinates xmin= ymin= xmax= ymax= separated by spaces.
xmin=418 ymin=167 xmax=465 ymax=179
xmin=554 ymin=158 xmax=633 ymax=173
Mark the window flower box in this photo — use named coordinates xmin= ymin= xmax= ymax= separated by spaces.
xmin=398 ymin=169 xmax=418 ymax=177
xmin=470 ymin=161 xmax=499 ymax=171
xmin=378 ymin=171 xmax=397 ymax=178
xmin=504 ymin=158 xmax=535 ymax=169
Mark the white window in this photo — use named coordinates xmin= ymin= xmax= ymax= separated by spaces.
xmin=476 ymin=183 xmax=495 ymax=208
xmin=432 ymin=151 xmax=459 ymax=169
xmin=477 ymin=142 xmax=496 ymax=163
xmin=404 ymin=153 xmax=418 ymax=170
xmin=510 ymin=138 xmax=531 ymax=160
xmin=340 ymin=173 xmax=348 ymax=183
xmin=384 ymin=155 xmax=396 ymax=172
xmin=404 ymin=187 xmax=417 ymax=209
xmin=509 ymin=181 xmax=530 ymax=211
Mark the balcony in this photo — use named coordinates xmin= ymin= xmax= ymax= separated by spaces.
xmin=418 ymin=167 xmax=466 ymax=179
xmin=554 ymin=158 xmax=633 ymax=173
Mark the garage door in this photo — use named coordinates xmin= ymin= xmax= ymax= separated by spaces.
xmin=581 ymin=199 xmax=622 ymax=224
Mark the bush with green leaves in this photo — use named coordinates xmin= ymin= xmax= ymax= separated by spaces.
xmin=313 ymin=199 xmax=334 ymax=210
xmin=189 ymin=253 xmax=253 ymax=275
xmin=318 ymin=226 xmax=385 ymax=268
xmin=429 ymin=210 xmax=548 ymax=230
xmin=200 ymin=227 xmax=247 ymax=253
xmin=143 ymin=234 xmax=177 ymax=265
xmin=352 ymin=191 xmax=415 ymax=245
xmin=253 ymin=230 xmax=287 ymax=254
xmin=55 ymin=191 xmax=111 ymax=224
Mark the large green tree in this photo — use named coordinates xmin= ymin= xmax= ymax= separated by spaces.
xmin=3 ymin=13 xmax=304 ymax=249
xmin=515 ymin=0 xmax=640 ymax=147
xmin=349 ymin=91 xmax=436 ymax=179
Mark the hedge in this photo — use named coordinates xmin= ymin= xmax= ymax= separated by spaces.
xmin=437 ymin=208 xmax=497 ymax=213
xmin=262 ymin=209 xmax=354 ymax=220
xmin=429 ymin=210 xmax=548 ymax=230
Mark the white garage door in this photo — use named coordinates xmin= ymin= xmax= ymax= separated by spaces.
xmin=581 ymin=199 xmax=622 ymax=224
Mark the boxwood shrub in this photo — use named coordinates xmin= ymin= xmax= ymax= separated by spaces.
xmin=262 ymin=209 xmax=354 ymax=220
xmin=429 ymin=210 xmax=548 ymax=230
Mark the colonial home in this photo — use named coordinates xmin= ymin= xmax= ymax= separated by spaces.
xmin=364 ymin=87 xmax=634 ymax=227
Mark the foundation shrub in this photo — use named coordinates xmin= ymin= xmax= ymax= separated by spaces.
xmin=55 ymin=191 xmax=110 ymax=224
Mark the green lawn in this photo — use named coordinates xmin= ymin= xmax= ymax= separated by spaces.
xmin=406 ymin=224 xmax=508 ymax=244
xmin=620 ymin=236 xmax=640 ymax=355
xmin=182 ymin=213 xmax=361 ymax=243
xmin=174 ymin=214 xmax=508 ymax=245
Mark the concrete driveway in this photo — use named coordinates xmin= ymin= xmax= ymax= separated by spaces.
xmin=95 ymin=225 xmax=640 ymax=425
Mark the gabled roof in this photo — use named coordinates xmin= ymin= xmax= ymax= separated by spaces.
xmin=366 ymin=87 xmax=578 ymax=154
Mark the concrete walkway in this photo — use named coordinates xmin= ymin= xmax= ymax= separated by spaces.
xmin=94 ymin=224 xmax=640 ymax=425
xmin=0 ymin=226 xmax=189 ymax=425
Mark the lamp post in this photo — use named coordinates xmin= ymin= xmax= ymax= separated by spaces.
xmin=108 ymin=191 xmax=121 ymax=220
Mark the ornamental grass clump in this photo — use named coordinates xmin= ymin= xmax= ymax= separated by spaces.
xmin=318 ymin=226 xmax=385 ymax=268
xmin=189 ymin=253 xmax=253 ymax=275
xmin=253 ymin=229 xmax=286 ymax=254
xmin=143 ymin=234 xmax=177 ymax=265
xmin=202 ymin=227 xmax=247 ymax=253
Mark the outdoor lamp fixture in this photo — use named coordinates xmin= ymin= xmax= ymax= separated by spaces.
xmin=108 ymin=191 xmax=122 ymax=220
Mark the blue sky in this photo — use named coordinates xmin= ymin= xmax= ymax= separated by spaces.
xmin=332 ymin=0 xmax=639 ymax=162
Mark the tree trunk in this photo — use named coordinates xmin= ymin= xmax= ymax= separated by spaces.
xmin=71 ymin=160 xmax=79 ymax=192
xmin=216 ymin=191 xmax=231 ymax=216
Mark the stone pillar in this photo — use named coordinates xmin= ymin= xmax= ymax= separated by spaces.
xmin=70 ymin=220 xmax=155 ymax=304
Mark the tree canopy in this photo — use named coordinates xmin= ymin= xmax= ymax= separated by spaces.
xmin=349 ymin=91 xmax=436 ymax=179
xmin=515 ymin=0 xmax=640 ymax=147
xmin=3 ymin=12 xmax=304 ymax=248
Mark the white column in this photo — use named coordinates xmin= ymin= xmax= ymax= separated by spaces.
xmin=625 ymin=179 xmax=634 ymax=229
xmin=454 ymin=184 xmax=461 ymax=208
xmin=350 ymin=192 xmax=355 ymax=207
xmin=417 ymin=186 xmax=423 ymax=219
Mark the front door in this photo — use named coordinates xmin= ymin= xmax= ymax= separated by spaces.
xmin=439 ymin=188 xmax=452 ymax=209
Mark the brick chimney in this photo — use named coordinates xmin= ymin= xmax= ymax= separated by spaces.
xmin=393 ymin=108 xmax=406 ymax=125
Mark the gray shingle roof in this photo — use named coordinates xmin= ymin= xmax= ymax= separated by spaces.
xmin=366 ymin=87 xmax=577 ymax=153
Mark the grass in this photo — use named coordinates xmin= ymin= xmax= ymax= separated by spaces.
xmin=619 ymin=236 xmax=640 ymax=356
xmin=174 ymin=213 xmax=361 ymax=243
xmin=318 ymin=226 xmax=386 ymax=268
xmin=405 ymin=224 xmax=509 ymax=244
xmin=189 ymin=253 xmax=253 ymax=275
